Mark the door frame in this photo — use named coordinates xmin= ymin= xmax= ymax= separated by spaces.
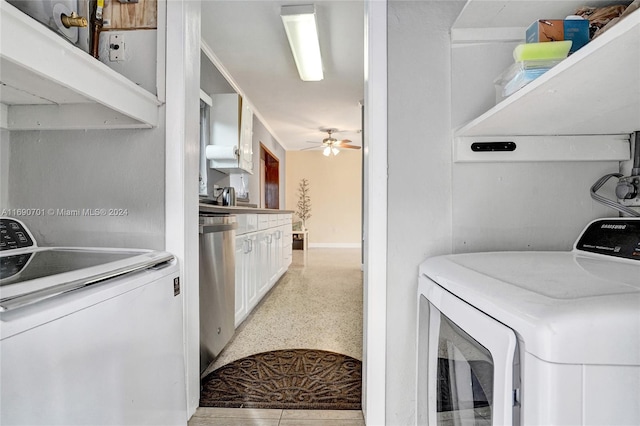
xmin=363 ymin=1 xmax=387 ymax=425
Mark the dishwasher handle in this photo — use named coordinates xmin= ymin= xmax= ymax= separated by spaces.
xmin=199 ymin=222 xmax=238 ymax=234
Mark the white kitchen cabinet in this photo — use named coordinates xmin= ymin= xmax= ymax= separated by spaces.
xmin=208 ymin=94 xmax=254 ymax=174
xmin=254 ymin=216 xmax=271 ymax=300
xmin=234 ymin=232 xmax=258 ymax=327
xmin=239 ymin=101 xmax=254 ymax=173
xmin=245 ymin=233 xmax=259 ymax=311
xmin=269 ymin=227 xmax=282 ymax=286
xmin=233 ymin=213 xmax=292 ymax=327
xmin=280 ymin=214 xmax=293 ymax=269
xmin=0 ymin=1 xmax=162 ymax=130
xmin=234 ymin=235 xmax=247 ymax=326
xmin=451 ymin=1 xmax=639 ymax=162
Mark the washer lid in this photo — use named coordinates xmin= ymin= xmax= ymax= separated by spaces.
xmin=420 ymin=251 xmax=640 ymax=365
xmin=0 ymin=248 xmax=174 ymax=311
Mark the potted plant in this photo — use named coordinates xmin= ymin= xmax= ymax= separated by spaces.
xmin=295 ymin=178 xmax=312 ymax=230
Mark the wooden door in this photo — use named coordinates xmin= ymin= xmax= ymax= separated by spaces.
xmin=261 ymin=144 xmax=279 ymax=209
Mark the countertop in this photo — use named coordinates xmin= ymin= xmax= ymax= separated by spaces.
xmin=199 ymin=203 xmax=294 ymax=215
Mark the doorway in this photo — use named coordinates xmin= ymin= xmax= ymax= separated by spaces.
xmin=260 ymin=144 xmax=280 ymax=209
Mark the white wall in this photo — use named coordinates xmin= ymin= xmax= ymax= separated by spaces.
xmin=285 ymin=150 xmax=362 ymax=246
xmin=386 ymin=2 xmax=624 ymax=424
xmin=6 ymin=126 xmax=166 ymax=249
xmin=386 ymin=2 xmax=463 ymax=423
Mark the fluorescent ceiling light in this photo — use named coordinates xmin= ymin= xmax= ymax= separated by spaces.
xmin=281 ymin=5 xmax=323 ymax=81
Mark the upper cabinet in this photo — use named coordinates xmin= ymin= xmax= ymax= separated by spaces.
xmin=452 ymin=0 xmax=639 ymax=139
xmin=208 ymin=93 xmax=254 ymax=174
xmin=0 ymin=1 xmax=162 ymax=130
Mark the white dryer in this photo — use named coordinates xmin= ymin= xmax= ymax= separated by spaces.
xmin=417 ymin=218 xmax=640 ymax=426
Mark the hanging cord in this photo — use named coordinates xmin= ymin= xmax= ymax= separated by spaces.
xmin=590 ymin=173 xmax=640 ymax=217
xmin=631 ymin=131 xmax=640 ymax=175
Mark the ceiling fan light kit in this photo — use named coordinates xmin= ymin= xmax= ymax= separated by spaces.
xmin=323 ymin=146 xmax=340 ymax=157
xmin=281 ymin=4 xmax=324 ymax=81
xmin=305 ymin=129 xmax=361 ymax=156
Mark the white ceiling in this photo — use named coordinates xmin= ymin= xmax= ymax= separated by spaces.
xmin=200 ymin=0 xmax=365 ymax=152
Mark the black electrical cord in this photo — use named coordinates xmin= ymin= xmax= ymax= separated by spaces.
xmin=631 ymin=131 xmax=640 ymax=176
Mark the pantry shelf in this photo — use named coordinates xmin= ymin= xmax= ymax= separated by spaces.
xmin=0 ymin=1 xmax=161 ymax=130
xmin=453 ymin=3 xmax=639 ymax=139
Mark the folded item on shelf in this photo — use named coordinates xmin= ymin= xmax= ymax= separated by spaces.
xmin=513 ymin=40 xmax=572 ymax=61
xmin=494 ymin=60 xmax=563 ymax=102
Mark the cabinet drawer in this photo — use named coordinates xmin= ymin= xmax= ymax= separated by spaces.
xmin=236 ymin=214 xmax=258 ymax=235
xmin=258 ymin=214 xmax=270 ymax=230
xmin=246 ymin=214 xmax=257 ymax=233
xmin=277 ymin=214 xmax=291 ymax=226
xmin=268 ymin=216 xmax=278 ymax=228
xmin=236 ymin=215 xmax=248 ymax=235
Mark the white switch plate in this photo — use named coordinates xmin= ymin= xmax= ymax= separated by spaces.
xmin=109 ymin=34 xmax=124 ymax=62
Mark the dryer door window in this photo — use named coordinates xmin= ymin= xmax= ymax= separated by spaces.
xmin=418 ymin=276 xmax=519 ymax=426
xmin=437 ymin=311 xmax=493 ymax=425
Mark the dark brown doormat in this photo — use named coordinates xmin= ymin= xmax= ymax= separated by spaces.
xmin=200 ymin=349 xmax=362 ymax=410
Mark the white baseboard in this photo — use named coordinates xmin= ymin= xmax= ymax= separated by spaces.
xmin=308 ymin=243 xmax=362 ymax=249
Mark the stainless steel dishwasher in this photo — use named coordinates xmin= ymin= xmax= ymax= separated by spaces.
xmin=199 ymin=214 xmax=237 ymax=373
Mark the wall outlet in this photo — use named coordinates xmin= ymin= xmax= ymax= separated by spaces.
xmin=109 ymin=34 xmax=124 ymax=62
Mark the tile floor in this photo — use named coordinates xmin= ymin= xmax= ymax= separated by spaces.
xmin=189 ymin=408 xmax=365 ymax=426
xmin=191 ymin=248 xmax=365 ymax=426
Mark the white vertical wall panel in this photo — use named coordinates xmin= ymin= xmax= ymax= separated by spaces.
xmin=452 ymin=161 xmax=620 ymax=253
xmin=164 ymin=0 xmax=201 ymax=418
xmin=386 ymin=1 xmax=466 ymax=425
xmin=363 ymin=1 xmax=387 ymax=425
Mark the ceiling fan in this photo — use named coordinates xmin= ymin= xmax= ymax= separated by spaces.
xmin=303 ymin=129 xmax=362 ymax=156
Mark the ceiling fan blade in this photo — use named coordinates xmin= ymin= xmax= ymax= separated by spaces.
xmin=300 ymin=146 xmax=321 ymax=151
xmin=334 ymin=139 xmax=352 ymax=146
xmin=340 ymin=144 xmax=361 ymax=149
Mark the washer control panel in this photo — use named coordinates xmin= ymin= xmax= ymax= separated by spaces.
xmin=575 ymin=218 xmax=640 ymax=261
xmin=0 ymin=218 xmax=35 ymax=251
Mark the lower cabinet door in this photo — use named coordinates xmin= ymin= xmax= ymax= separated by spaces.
xmin=234 ymin=236 xmax=247 ymax=327
xmin=235 ymin=220 xmax=293 ymax=326
xmin=246 ymin=234 xmax=259 ymax=311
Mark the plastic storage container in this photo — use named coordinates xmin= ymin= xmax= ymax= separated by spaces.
xmin=494 ymin=59 xmax=563 ymax=102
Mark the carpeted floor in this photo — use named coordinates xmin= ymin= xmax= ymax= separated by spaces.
xmin=200 ymin=349 xmax=362 ymax=410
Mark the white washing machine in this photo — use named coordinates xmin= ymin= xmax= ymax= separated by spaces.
xmin=0 ymin=217 xmax=187 ymax=425
xmin=417 ymin=218 xmax=640 ymax=426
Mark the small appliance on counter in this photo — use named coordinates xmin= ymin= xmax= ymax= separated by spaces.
xmin=200 ymin=187 xmax=237 ymax=206
xmin=219 ymin=187 xmax=236 ymax=206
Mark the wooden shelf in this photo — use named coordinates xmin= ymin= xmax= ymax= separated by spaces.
xmin=453 ymin=2 xmax=639 ymax=139
xmin=0 ymin=1 xmax=161 ymax=130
